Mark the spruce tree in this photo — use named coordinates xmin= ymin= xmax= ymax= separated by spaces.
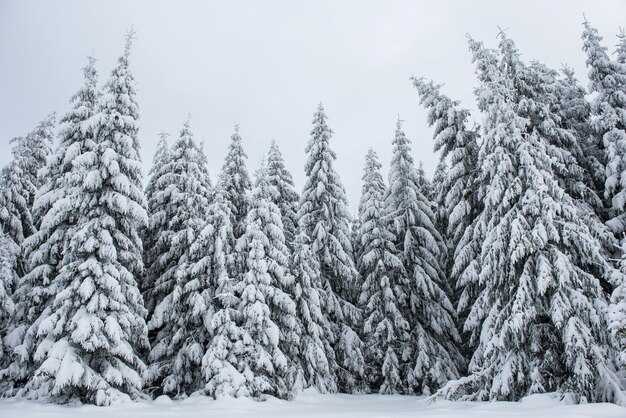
xmin=582 ymin=22 xmax=626 ymax=244
xmin=197 ymin=138 xmax=214 ymax=201
xmin=142 ymin=131 xmax=171 ymax=314
xmin=0 ymin=161 xmax=33 ymax=247
xmin=438 ymin=36 xmax=624 ymax=404
xmin=412 ymin=79 xmax=481 ymax=359
xmin=290 ymin=230 xmax=336 ymax=393
xmin=582 ymin=22 xmax=626 ymax=368
xmin=218 ymin=124 xmax=252 ymax=241
xmin=267 ymin=140 xmax=300 ymax=251
xmin=555 ymin=66 xmax=606 ymax=213
xmin=411 ymin=77 xmax=479 ymax=270
xmin=0 ymin=113 xmax=56 ymax=285
xmin=0 ymin=231 xmax=18 ymax=375
xmin=385 ymin=119 xmax=463 ymax=394
xmin=299 ymin=103 xmax=365 ymax=392
xmin=357 ymin=149 xmax=411 ymax=394
xmin=498 ymin=35 xmax=613 ymax=273
xmin=231 ymin=164 xmax=299 ymax=398
xmin=0 ymin=58 xmax=99 ymax=396
xmin=18 ymin=35 xmax=149 ymax=405
xmin=194 ymin=191 xmax=247 ymax=398
xmin=11 ymin=112 xmax=56 ymax=216
xmin=146 ymin=120 xmax=212 ymax=397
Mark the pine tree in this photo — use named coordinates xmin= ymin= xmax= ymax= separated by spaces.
xmin=0 ymin=112 xmax=56 ymax=394
xmin=146 ymin=120 xmax=212 ymax=397
xmin=356 ymin=149 xmax=411 ymax=394
xmin=18 ymin=35 xmax=149 ymax=405
xmin=411 ymin=77 xmax=479 ymax=279
xmin=0 ymin=231 xmax=18 ymax=375
xmin=218 ymin=124 xmax=252 ymax=241
xmin=0 ymin=161 xmax=33 ymax=247
xmin=555 ymin=66 xmax=606 ymax=213
xmin=197 ymin=138 xmax=214 ymax=201
xmin=11 ymin=113 xmax=56 ymax=214
xmin=582 ymin=22 xmax=626 ymax=368
xmin=0 ymin=58 xmax=99 ymax=396
xmin=267 ymin=140 xmax=300 ymax=251
xmin=229 ymin=164 xmax=299 ymax=399
xmin=142 ymin=131 xmax=171 ymax=314
xmin=290 ymin=230 xmax=336 ymax=393
xmin=0 ymin=112 xmax=56 ymax=261
xmin=385 ymin=119 xmax=463 ymax=394
xmin=299 ymin=103 xmax=365 ymax=392
xmin=194 ymin=191 xmax=247 ymax=398
xmin=582 ymin=22 xmax=626 ymax=243
xmin=438 ymin=35 xmax=624 ymax=404
xmin=498 ymin=35 xmax=612 ymax=267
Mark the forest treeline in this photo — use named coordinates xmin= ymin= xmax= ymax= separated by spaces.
xmin=0 ymin=21 xmax=625 ymax=406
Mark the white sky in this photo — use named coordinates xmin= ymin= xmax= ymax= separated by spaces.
xmin=0 ymin=0 xmax=624 ymax=213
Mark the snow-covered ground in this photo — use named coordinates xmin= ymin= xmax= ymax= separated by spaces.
xmin=1 ymin=390 xmax=624 ymax=418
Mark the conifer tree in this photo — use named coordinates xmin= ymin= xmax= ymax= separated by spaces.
xmin=0 ymin=112 xmax=55 ymax=256
xmin=197 ymin=138 xmax=214 ymax=201
xmin=497 ymin=35 xmax=612 ymax=269
xmin=299 ymin=103 xmax=365 ymax=392
xmin=18 ymin=35 xmax=149 ymax=405
xmin=11 ymin=113 xmax=56 ymax=214
xmin=142 ymin=132 xmax=171 ymax=314
xmin=0 ymin=231 xmax=18 ymax=374
xmin=231 ymin=164 xmax=299 ymax=398
xmin=194 ymin=191 xmax=247 ymax=398
xmin=267 ymin=140 xmax=300 ymax=251
xmin=581 ymin=22 xmax=626 ymax=368
xmin=412 ymin=77 xmax=479 ymax=276
xmin=0 ymin=161 xmax=33 ymax=248
xmin=0 ymin=58 xmax=99 ymax=396
xmin=290 ymin=230 xmax=336 ymax=393
xmin=555 ymin=66 xmax=606 ymax=213
xmin=582 ymin=22 xmax=626 ymax=242
xmin=218 ymin=124 xmax=252 ymax=241
xmin=385 ymin=119 xmax=463 ymax=394
xmin=357 ymin=149 xmax=411 ymax=394
xmin=439 ymin=36 xmax=624 ymax=404
xmin=146 ymin=120 xmax=212 ymax=397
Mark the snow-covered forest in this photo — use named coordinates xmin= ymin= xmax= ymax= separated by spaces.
xmin=0 ymin=17 xmax=625 ymax=413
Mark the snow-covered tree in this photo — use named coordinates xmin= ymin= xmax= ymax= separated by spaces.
xmin=267 ymin=140 xmax=300 ymax=251
xmin=0 ymin=112 xmax=56 ymax=249
xmin=17 ymin=35 xmax=149 ymax=405
xmin=229 ymin=164 xmax=299 ymax=398
xmin=0 ymin=231 xmax=18 ymax=374
xmin=411 ymin=76 xmax=479 ymax=271
xmin=142 ymin=131 xmax=171 ymax=314
xmin=197 ymin=138 xmax=214 ymax=201
xmin=299 ymin=103 xmax=365 ymax=392
xmin=555 ymin=66 xmax=606 ymax=212
xmin=290 ymin=230 xmax=336 ymax=393
xmin=582 ymin=21 xmax=626 ymax=242
xmin=145 ymin=120 xmax=212 ymax=397
xmin=12 ymin=113 xmax=56 ymax=213
xmin=0 ymin=58 xmax=99 ymax=396
xmin=218 ymin=124 xmax=252 ymax=241
xmin=498 ymin=35 xmax=609 ymax=248
xmin=194 ymin=191 xmax=247 ymax=398
xmin=438 ymin=35 xmax=624 ymax=404
xmin=356 ymin=149 xmax=411 ymax=394
xmin=0 ymin=161 xmax=33 ymax=248
xmin=582 ymin=22 xmax=626 ymax=368
xmin=384 ymin=119 xmax=463 ymax=394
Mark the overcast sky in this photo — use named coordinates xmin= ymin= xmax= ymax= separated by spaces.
xmin=0 ymin=0 xmax=624 ymax=212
